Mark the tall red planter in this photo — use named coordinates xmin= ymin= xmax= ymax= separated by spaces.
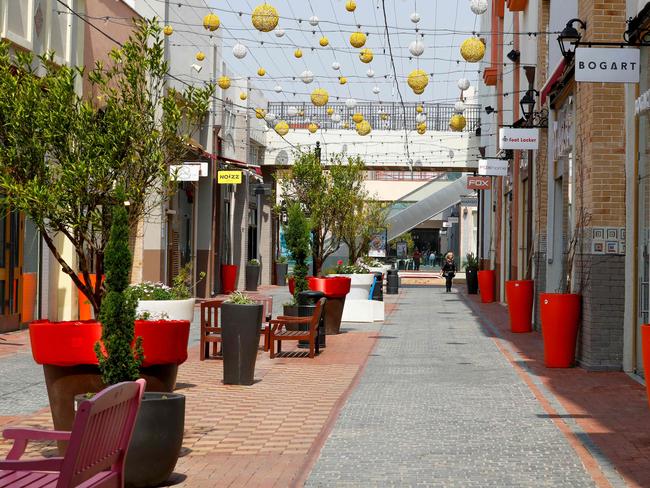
xmin=477 ymin=270 xmax=495 ymax=303
xmin=220 ymin=264 xmax=238 ymax=294
xmin=642 ymin=325 xmax=650 ymax=408
xmin=540 ymin=293 xmax=581 ymax=367
xmin=505 ymin=280 xmax=534 ymax=333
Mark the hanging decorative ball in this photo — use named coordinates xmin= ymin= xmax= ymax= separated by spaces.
xmin=240 ymin=92 xmax=248 ymax=100
xmin=366 ymin=68 xmax=375 ymax=78
xmin=300 ymin=70 xmax=314 ymax=84
xmin=342 ymin=122 xmax=350 ymax=129
xmin=217 ymin=76 xmax=231 ymax=90
xmin=233 ymin=43 xmax=248 ymax=59
xmin=460 ymin=37 xmax=486 ymax=63
xmin=470 ymin=0 xmax=489 ymax=15
xmin=356 ymin=120 xmax=372 ymax=136
xmin=309 ymin=15 xmax=319 ymax=26
xmin=359 ymin=48 xmax=373 ymax=63
xmin=255 ymin=108 xmax=267 ymax=119
xmin=454 ymin=101 xmax=466 ymax=113
xmin=310 ymin=88 xmax=329 ymax=106
xmin=196 ymin=51 xmax=206 ymax=61
xmin=319 ymin=37 xmax=329 ymax=47
xmin=414 ymin=87 xmax=425 ymax=95
xmin=407 ymin=69 xmax=429 ymax=92
xmin=409 ymin=40 xmax=425 ymax=57
xmin=288 ymin=106 xmax=299 ymax=116
xmin=410 ymin=12 xmax=421 ymax=23
xmin=274 ymin=85 xmax=283 ymax=93
xmin=416 ymin=105 xmax=424 ymax=113
xmin=417 ymin=123 xmax=426 ymax=135
xmin=331 ymin=113 xmax=341 ymax=123
xmin=308 ymin=122 xmax=319 ymax=133
xmin=339 ymin=76 xmax=347 ymax=85
xmin=345 ymin=98 xmax=357 ymax=108
xmin=163 ymin=25 xmax=174 ymax=36
xmin=349 ymin=31 xmax=367 ymax=48
xmin=372 ymin=86 xmax=380 ymax=94
xmin=257 ymin=67 xmax=266 ymax=76
xmin=294 ymin=49 xmax=303 ymax=58
xmin=251 ymin=4 xmax=279 ymax=32
xmin=332 ymin=61 xmax=341 ymax=70
xmin=448 ymin=149 xmax=455 ymax=159
xmin=449 ymin=114 xmax=467 ymax=131
xmin=275 ymin=121 xmax=289 ymax=136
xmin=203 ymin=13 xmax=221 ymax=31
xmin=345 ymin=0 xmax=357 ymax=12
xmin=327 ymin=107 xmax=334 ymax=116
xmin=275 ymin=28 xmax=285 ymax=37
xmin=265 ymin=112 xmax=276 ymax=122
xmin=352 ymin=113 xmax=364 ymax=124
xmin=380 ymin=113 xmax=389 ymax=121
xmin=299 ymin=109 xmax=304 ymax=116
xmin=416 ymin=113 xmax=426 ymax=123
xmin=457 ymin=78 xmax=471 ymax=91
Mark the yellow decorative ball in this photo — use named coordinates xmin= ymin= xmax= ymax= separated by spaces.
xmin=380 ymin=113 xmax=389 ymax=121
xmin=449 ymin=114 xmax=467 ymax=131
xmin=413 ymin=87 xmax=425 ymax=95
xmin=460 ymin=37 xmax=486 ymax=63
xmin=310 ymin=88 xmax=329 ymax=107
xmin=203 ymin=13 xmax=220 ymax=31
xmin=275 ymin=121 xmax=289 ymax=136
xmin=342 ymin=122 xmax=350 ymax=129
xmin=319 ymin=37 xmax=329 ymax=47
xmin=407 ymin=69 xmax=429 ymax=92
xmin=163 ymin=25 xmax=174 ymax=36
xmin=240 ymin=92 xmax=248 ymax=100
xmin=196 ymin=51 xmax=206 ymax=62
xmin=294 ymin=49 xmax=303 ymax=59
xmin=308 ymin=123 xmax=319 ymax=133
xmin=217 ymin=76 xmax=231 ymax=90
xmin=352 ymin=112 xmax=364 ymax=124
xmin=251 ymin=4 xmax=279 ymax=32
xmin=255 ymin=108 xmax=267 ymax=119
xmin=326 ymin=107 xmax=334 ymax=116
xmin=416 ymin=105 xmax=423 ymax=113
xmin=339 ymin=76 xmax=347 ymax=85
xmin=417 ymin=122 xmax=426 ymax=131
xmin=417 ymin=126 xmax=426 ymax=135
xmin=359 ymin=48 xmax=373 ymax=64
xmin=356 ymin=120 xmax=372 ymax=136
xmin=299 ymin=110 xmax=305 ymax=116
xmin=349 ymin=31 xmax=367 ymax=48
xmin=257 ymin=67 xmax=266 ymax=76
xmin=345 ymin=0 xmax=357 ymax=12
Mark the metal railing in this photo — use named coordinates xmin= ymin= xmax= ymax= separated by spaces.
xmin=267 ymin=101 xmax=481 ymax=132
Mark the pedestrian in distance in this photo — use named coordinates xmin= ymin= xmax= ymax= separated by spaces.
xmin=413 ymin=248 xmax=422 ymax=271
xmin=440 ymin=252 xmax=456 ymax=292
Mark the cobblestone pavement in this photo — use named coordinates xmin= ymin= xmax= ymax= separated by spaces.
xmin=306 ymin=286 xmax=598 ymax=487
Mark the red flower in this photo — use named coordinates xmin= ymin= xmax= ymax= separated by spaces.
xmin=337 ymin=260 xmax=343 ymax=265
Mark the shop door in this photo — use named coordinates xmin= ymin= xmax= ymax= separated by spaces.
xmin=0 ymin=211 xmax=24 ymax=331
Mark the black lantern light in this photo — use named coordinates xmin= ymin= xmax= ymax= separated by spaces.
xmin=557 ymin=18 xmax=587 ymax=59
xmin=485 ymin=106 xmax=496 ymax=115
xmin=519 ymin=89 xmax=538 ymax=121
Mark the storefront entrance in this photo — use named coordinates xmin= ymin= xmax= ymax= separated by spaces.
xmin=0 ymin=210 xmax=24 ymax=331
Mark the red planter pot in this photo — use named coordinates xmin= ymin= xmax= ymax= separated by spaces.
xmin=505 ymin=280 xmax=534 ymax=333
xmin=642 ymin=325 xmax=650 ymax=408
xmin=477 ymin=270 xmax=496 ymax=303
xmin=220 ymin=264 xmax=238 ymax=294
xmin=540 ymin=293 xmax=581 ymax=368
xmin=135 ymin=320 xmax=190 ymax=367
xmin=308 ymin=276 xmax=351 ymax=298
xmin=288 ymin=276 xmax=295 ymax=296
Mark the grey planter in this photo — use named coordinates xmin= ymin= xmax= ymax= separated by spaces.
xmin=245 ymin=264 xmax=260 ymax=291
xmin=221 ymin=303 xmax=263 ymax=385
xmin=275 ymin=263 xmax=288 ymax=285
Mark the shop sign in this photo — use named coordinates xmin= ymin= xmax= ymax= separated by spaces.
xmin=636 ymin=88 xmax=650 ymax=116
xmin=217 ymin=170 xmax=243 ymax=184
xmin=478 ymin=159 xmax=508 ymax=177
xmin=442 ymin=221 xmax=451 ymax=227
xmin=467 ymin=176 xmax=492 ymax=190
xmin=170 ymin=164 xmax=200 ymax=181
xmin=396 ymin=241 xmax=408 ymax=258
xmin=499 ymin=128 xmax=540 ymax=150
xmin=575 ymin=47 xmax=640 ymax=83
xmin=448 ymin=217 xmax=459 ymax=224
xmin=460 ymin=196 xmax=478 ymax=207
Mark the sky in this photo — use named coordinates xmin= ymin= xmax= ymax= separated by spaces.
xmin=164 ymin=0 xmax=481 ymax=107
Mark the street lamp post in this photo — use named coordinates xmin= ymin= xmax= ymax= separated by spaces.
xmin=312 ymin=141 xmax=321 ymax=276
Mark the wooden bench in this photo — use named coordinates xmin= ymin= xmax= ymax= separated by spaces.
xmin=268 ymin=298 xmax=325 ymax=359
xmin=0 ymin=379 xmax=145 ymax=487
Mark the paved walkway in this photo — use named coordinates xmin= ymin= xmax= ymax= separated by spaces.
xmin=306 ymin=287 xmax=597 ymax=487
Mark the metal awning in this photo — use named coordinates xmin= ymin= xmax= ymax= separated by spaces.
xmin=540 ymin=58 xmax=567 ymax=106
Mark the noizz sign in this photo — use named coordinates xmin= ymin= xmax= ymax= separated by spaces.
xmin=575 ymin=47 xmax=640 ymax=83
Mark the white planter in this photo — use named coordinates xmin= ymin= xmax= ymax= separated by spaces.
xmin=329 ymin=273 xmax=375 ymax=300
xmin=136 ymin=298 xmax=195 ymax=322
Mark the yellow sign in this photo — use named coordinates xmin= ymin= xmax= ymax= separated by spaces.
xmin=217 ymin=171 xmax=242 ymax=184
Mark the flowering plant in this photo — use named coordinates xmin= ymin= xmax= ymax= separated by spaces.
xmin=127 ymin=263 xmax=205 ymax=301
xmin=332 ymin=259 xmax=370 ymax=274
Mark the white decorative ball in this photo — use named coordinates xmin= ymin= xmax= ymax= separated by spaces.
xmin=470 ymin=0 xmax=488 ymax=15
xmin=309 ymin=15 xmax=319 ymax=26
xmin=409 ymin=40 xmax=425 ymax=57
xmin=457 ymin=78 xmax=471 ymax=91
xmin=331 ymin=113 xmax=341 ymax=123
xmin=301 ymin=70 xmax=314 ymax=84
xmin=288 ymin=106 xmax=298 ymax=116
xmin=410 ymin=12 xmax=421 ymax=23
xmin=265 ymin=112 xmax=276 ymax=122
xmin=366 ymin=68 xmax=375 ymax=78
xmin=416 ymin=113 xmax=426 ymax=123
xmin=274 ymin=28 xmax=285 ymax=37
xmin=454 ymin=101 xmax=466 ymax=113
xmin=332 ymin=61 xmax=341 ymax=71
xmin=233 ymin=43 xmax=248 ymax=59
xmin=274 ymin=85 xmax=283 ymax=93
xmin=372 ymin=86 xmax=380 ymax=94
xmin=345 ymin=98 xmax=357 ymax=108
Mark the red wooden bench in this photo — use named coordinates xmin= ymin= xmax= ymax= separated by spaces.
xmin=0 ymin=379 xmax=145 ymax=487
xmin=268 ymin=298 xmax=325 ymax=359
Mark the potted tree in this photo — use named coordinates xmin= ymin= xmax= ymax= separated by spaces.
xmin=245 ymin=258 xmax=261 ymax=291
xmin=464 ymin=252 xmax=479 ymax=294
xmin=221 ymin=291 xmax=264 ymax=385
xmin=275 ymin=255 xmax=289 ymax=285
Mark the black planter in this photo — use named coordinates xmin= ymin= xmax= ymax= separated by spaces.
xmin=245 ymin=265 xmax=260 ymax=291
xmin=221 ymin=303 xmax=263 ymax=385
xmin=466 ymin=268 xmax=479 ymax=294
xmin=275 ymin=263 xmax=288 ymax=285
xmin=75 ymin=392 xmax=185 ymax=488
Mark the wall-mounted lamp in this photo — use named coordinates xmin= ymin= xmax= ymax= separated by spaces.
xmin=506 ymin=49 xmax=520 ymax=62
xmin=478 ymin=146 xmax=486 ymax=158
xmin=557 ymin=18 xmax=587 ymax=59
xmin=519 ymin=89 xmax=538 ymax=121
xmin=485 ymin=106 xmax=496 ymax=115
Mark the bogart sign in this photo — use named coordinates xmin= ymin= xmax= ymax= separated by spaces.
xmin=499 ymin=128 xmax=540 ymax=150
xmin=575 ymin=47 xmax=640 ymax=83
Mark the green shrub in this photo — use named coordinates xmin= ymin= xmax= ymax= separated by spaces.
xmin=283 ymin=203 xmax=311 ymax=304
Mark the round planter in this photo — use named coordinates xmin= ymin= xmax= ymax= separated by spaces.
xmin=477 ymin=270 xmax=496 ymax=303
xmin=308 ymin=276 xmax=351 ymax=335
xmin=136 ymin=298 xmax=195 ymax=322
xmin=221 ymin=303 xmax=263 ymax=385
xmin=220 ymin=264 xmax=238 ymax=294
xmin=505 ymin=280 xmax=534 ymax=333
xmin=329 ymin=274 xmax=374 ymax=300
xmin=275 ymin=263 xmax=288 ymax=285
xmin=465 ymin=269 xmax=479 ymax=294
xmin=540 ymin=293 xmax=581 ymax=368
xmin=245 ymin=264 xmax=260 ymax=291
xmin=641 ymin=325 xmax=650 ymax=408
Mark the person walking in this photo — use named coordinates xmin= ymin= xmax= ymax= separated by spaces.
xmin=440 ymin=252 xmax=457 ymax=292
xmin=413 ymin=248 xmax=422 ymax=271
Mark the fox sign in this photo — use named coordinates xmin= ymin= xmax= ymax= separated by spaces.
xmin=467 ymin=176 xmax=492 ymax=190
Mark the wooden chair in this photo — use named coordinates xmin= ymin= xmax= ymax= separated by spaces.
xmin=0 ymin=379 xmax=145 ymax=487
xmin=268 ymin=298 xmax=326 ymax=359
xmin=200 ymin=299 xmax=226 ymax=360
